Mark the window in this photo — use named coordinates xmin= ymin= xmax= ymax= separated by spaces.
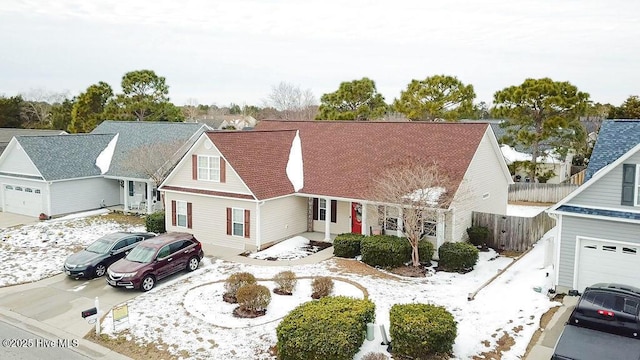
xmin=128 ymin=181 xmax=134 ymax=197
xmin=482 ymin=193 xmax=490 ymax=200
xmin=5 ymin=185 xmax=12 ymax=190
xmin=15 ymin=187 xmax=22 ymax=191
xmin=25 ymin=188 xmax=32 ymax=193
xmin=384 ymin=206 xmax=399 ymax=231
xmin=112 ymin=239 xmax=128 ymax=251
xmin=422 ymin=220 xmax=437 ymax=237
xmin=176 ymin=201 xmax=188 ymax=227
xmin=34 ymin=189 xmax=40 ymax=194
xmin=621 ymin=164 xmax=638 ymax=206
xmin=157 ymin=245 xmax=171 ymax=259
xmin=312 ymin=198 xmax=337 ymax=223
xmin=232 ymin=208 xmax=244 ymax=237
xmin=198 ymin=155 xmax=220 ymax=181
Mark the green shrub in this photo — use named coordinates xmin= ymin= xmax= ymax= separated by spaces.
xmin=236 ymin=284 xmax=271 ymax=312
xmin=361 ymin=235 xmax=434 ymax=267
xmin=145 ymin=211 xmax=165 ymax=234
xmin=389 ymin=303 xmax=457 ymax=358
xmin=273 ymin=270 xmax=297 ymax=294
xmin=333 ymin=233 xmax=365 ymax=258
xmin=438 ymin=242 xmax=479 ymax=272
xmin=276 ymin=296 xmax=375 ymax=360
xmin=361 ymin=235 xmax=408 ymax=267
xmin=311 ymin=276 xmax=334 ymax=299
xmin=466 ymin=226 xmax=489 ymax=247
xmin=224 ymin=272 xmax=257 ymax=300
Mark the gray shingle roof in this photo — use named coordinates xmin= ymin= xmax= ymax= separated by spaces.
xmin=17 ymin=134 xmax=115 ymax=181
xmin=556 ymin=205 xmax=640 ymax=221
xmin=585 ymin=120 xmax=640 ymax=181
xmin=91 ymin=121 xmax=208 ymax=178
xmin=0 ymin=128 xmax=66 ymax=144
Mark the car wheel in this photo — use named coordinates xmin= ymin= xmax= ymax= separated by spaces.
xmin=94 ymin=263 xmax=106 ymax=278
xmin=187 ymin=256 xmax=199 ymax=272
xmin=140 ymin=275 xmax=155 ymax=292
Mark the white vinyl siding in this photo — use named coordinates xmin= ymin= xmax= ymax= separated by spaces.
xmin=164 ymin=192 xmax=254 ymax=250
xmin=570 ymin=151 xmax=640 ymax=209
xmin=260 ymin=196 xmax=308 ymax=247
xmin=166 ymin=136 xmax=251 ymax=195
xmin=0 ymin=141 xmax=41 ymax=177
xmin=197 ymin=155 xmax=220 ymax=181
xmin=50 ymin=178 xmax=119 ymax=216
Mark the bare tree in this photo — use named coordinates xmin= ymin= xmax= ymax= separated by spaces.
xmin=369 ymin=160 xmax=455 ymax=267
xmin=21 ymin=88 xmax=70 ymax=127
xmin=264 ymin=82 xmax=318 ymax=120
xmin=120 ymin=140 xmax=186 ymax=187
xmin=182 ymin=98 xmax=200 ymax=121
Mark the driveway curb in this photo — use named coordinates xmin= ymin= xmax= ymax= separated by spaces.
xmin=0 ymin=307 xmax=131 ymax=360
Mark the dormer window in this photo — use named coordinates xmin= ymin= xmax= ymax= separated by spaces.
xmin=198 ymin=155 xmax=220 ymax=182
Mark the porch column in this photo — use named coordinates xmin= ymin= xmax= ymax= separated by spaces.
xmin=436 ymin=210 xmax=445 ymax=249
xmin=123 ymin=180 xmax=129 ymax=212
xmin=146 ymin=181 xmax=154 ymax=214
xmin=361 ymin=202 xmax=367 ymax=235
xmin=324 ymin=197 xmax=331 ymax=241
xmin=397 ymin=206 xmax=404 ymax=237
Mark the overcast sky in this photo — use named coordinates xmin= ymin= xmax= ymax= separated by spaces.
xmin=1 ymin=1 xmax=638 ymax=107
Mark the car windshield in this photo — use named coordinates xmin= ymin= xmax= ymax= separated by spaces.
xmin=125 ymin=245 xmax=156 ymax=263
xmin=85 ymin=238 xmax=113 ymax=254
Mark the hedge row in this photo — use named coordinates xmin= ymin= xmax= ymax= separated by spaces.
xmin=438 ymin=242 xmax=479 ymax=272
xmin=360 ymin=235 xmax=434 ymax=268
xmin=276 ymin=296 xmax=375 ymax=360
xmin=333 ymin=233 xmax=366 ymax=258
xmin=390 ymin=303 xmax=457 ymax=358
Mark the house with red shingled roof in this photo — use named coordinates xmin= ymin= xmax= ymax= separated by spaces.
xmin=159 ymin=120 xmax=512 ymax=251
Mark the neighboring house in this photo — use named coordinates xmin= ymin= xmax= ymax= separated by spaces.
xmin=463 ymin=119 xmax=573 ymax=184
xmin=159 ymin=120 xmax=512 ymax=251
xmin=191 ymin=115 xmax=257 ymax=130
xmin=0 ymin=128 xmax=67 ymax=154
xmin=547 ymin=119 xmax=640 ymax=293
xmin=0 ymin=121 xmax=209 ymax=217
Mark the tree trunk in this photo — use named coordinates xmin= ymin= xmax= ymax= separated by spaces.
xmin=409 ymin=237 xmax=420 ymax=267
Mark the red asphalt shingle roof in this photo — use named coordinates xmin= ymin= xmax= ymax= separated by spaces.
xmin=206 ymin=121 xmax=489 ymax=201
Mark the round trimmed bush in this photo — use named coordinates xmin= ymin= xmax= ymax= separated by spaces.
xmin=145 ymin=211 xmax=165 ymax=234
xmin=361 ymin=235 xmax=408 ymax=267
xmin=276 ymin=296 xmax=376 ymax=360
xmin=389 ymin=303 xmax=457 ymax=358
xmin=418 ymin=240 xmax=435 ymax=264
xmin=467 ymin=226 xmax=489 ymax=247
xmin=311 ymin=276 xmax=334 ymax=299
xmin=438 ymin=242 xmax=479 ymax=272
xmin=333 ymin=233 xmax=365 ymax=258
xmin=236 ymin=284 xmax=271 ymax=312
xmin=273 ymin=270 xmax=297 ymax=294
xmin=224 ymin=272 xmax=257 ymax=302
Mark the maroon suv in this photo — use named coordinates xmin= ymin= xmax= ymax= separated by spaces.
xmin=106 ymin=232 xmax=204 ymax=292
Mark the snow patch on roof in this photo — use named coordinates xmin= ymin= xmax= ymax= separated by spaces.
xmin=500 ymin=144 xmax=560 ymax=164
xmin=95 ymin=134 xmax=118 ymax=174
xmin=286 ymin=130 xmax=304 ymax=192
xmin=404 ymin=187 xmax=446 ymax=205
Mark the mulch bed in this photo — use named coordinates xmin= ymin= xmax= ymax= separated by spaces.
xmin=388 ymin=265 xmax=430 ymax=277
xmin=273 ymin=288 xmax=292 ymax=296
xmin=233 ymin=306 xmax=266 ymax=318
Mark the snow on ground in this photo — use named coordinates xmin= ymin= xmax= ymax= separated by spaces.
xmin=248 ymin=235 xmax=316 ymax=260
xmin=100 ymin=236 xmax=558 ymax=360
xmin=507 ymin=204 xmax=549 ymax=217
xmin=0 ymin=212 xmax=144 ymax=287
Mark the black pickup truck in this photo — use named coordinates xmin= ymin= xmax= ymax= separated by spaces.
xmin=552 ymin=283 xmax=640 ymax=360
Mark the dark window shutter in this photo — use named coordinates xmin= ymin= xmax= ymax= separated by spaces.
xmin=128 ymin=181 xmax=134 ymax=196
xmin=144 ymin=183 xmax=148 ymax=199
xmin=331 ymin=200 xmax=337 ymax=223
xmin=226 ymin=207 xmax=232 ymax=235
xmin=171 ymin=200 xmax=177 ymax=226
xmin=220 ymin=157 xmax=226 ymax=183
xmin=244 ymin=209 xmax=250 ymax=238
xmin=187 ymin=202 xmax=192 ymax=229
xmin=622 ymin=164 xmax=636 ymax=206
xmin=312 ymin=198 xmax=318 ymax=220
xmin=192 ymin=155 xmax=198 ymax=180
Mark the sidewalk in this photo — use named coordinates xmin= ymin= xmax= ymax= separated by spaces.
xmin=201 ymin=243 xmax=335 ymax=266
xmin=526 ymin=295 xmax=579 ymax=359
xmin=0 ymin=307 xmax=132 ymax=360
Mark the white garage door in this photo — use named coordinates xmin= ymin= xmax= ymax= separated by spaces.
xmin=4 ymin=185 xmax=42 ymax=217
xmin=576 ymin=238 xmax=640 ymax=292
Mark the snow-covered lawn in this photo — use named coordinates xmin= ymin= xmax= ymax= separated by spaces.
xmin=100 ymin=230 xmax=558 ymax=360
xmin=0 ymin=209 xmax=144 ymax=287
xmin=247 ymin=235 xmax=326 ymax=260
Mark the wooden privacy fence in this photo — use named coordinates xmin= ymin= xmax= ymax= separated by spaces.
xmin=472 ymin=210 xmax=556 ymax=252
xmin=508 ymin=183 xmax=579 ymax=203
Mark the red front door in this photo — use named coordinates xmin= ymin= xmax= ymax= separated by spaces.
xmin=351 ymin=202 xmax=362 ymax=234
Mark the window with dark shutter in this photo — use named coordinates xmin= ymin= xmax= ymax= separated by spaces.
xmin=220 ymin=158 xmax=226 ymax=183
xmin=226 ymin=207 xmax=232 ymax=235
xmin=192 ymin=154 xmax=198 ymax=180
xmin=331 ymin=200 xmax=337 ymax=223
xmin=128 ymin=181 xmax=134 ymax=196
xmin=622 ymin=164 xmax=636 ymax=206
xmin=187 ymin=203 xmax=193 ymax=229
xmin=244 ymin=209 xmax=250 ymax=238
xmin=171 ymin=200 xmax=177 ymax=226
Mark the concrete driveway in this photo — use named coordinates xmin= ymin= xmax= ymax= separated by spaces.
xmin=0 ymin=212 xmax=38 ymax=229
xmin=526 ymin=295 xmax=579 ymax=359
